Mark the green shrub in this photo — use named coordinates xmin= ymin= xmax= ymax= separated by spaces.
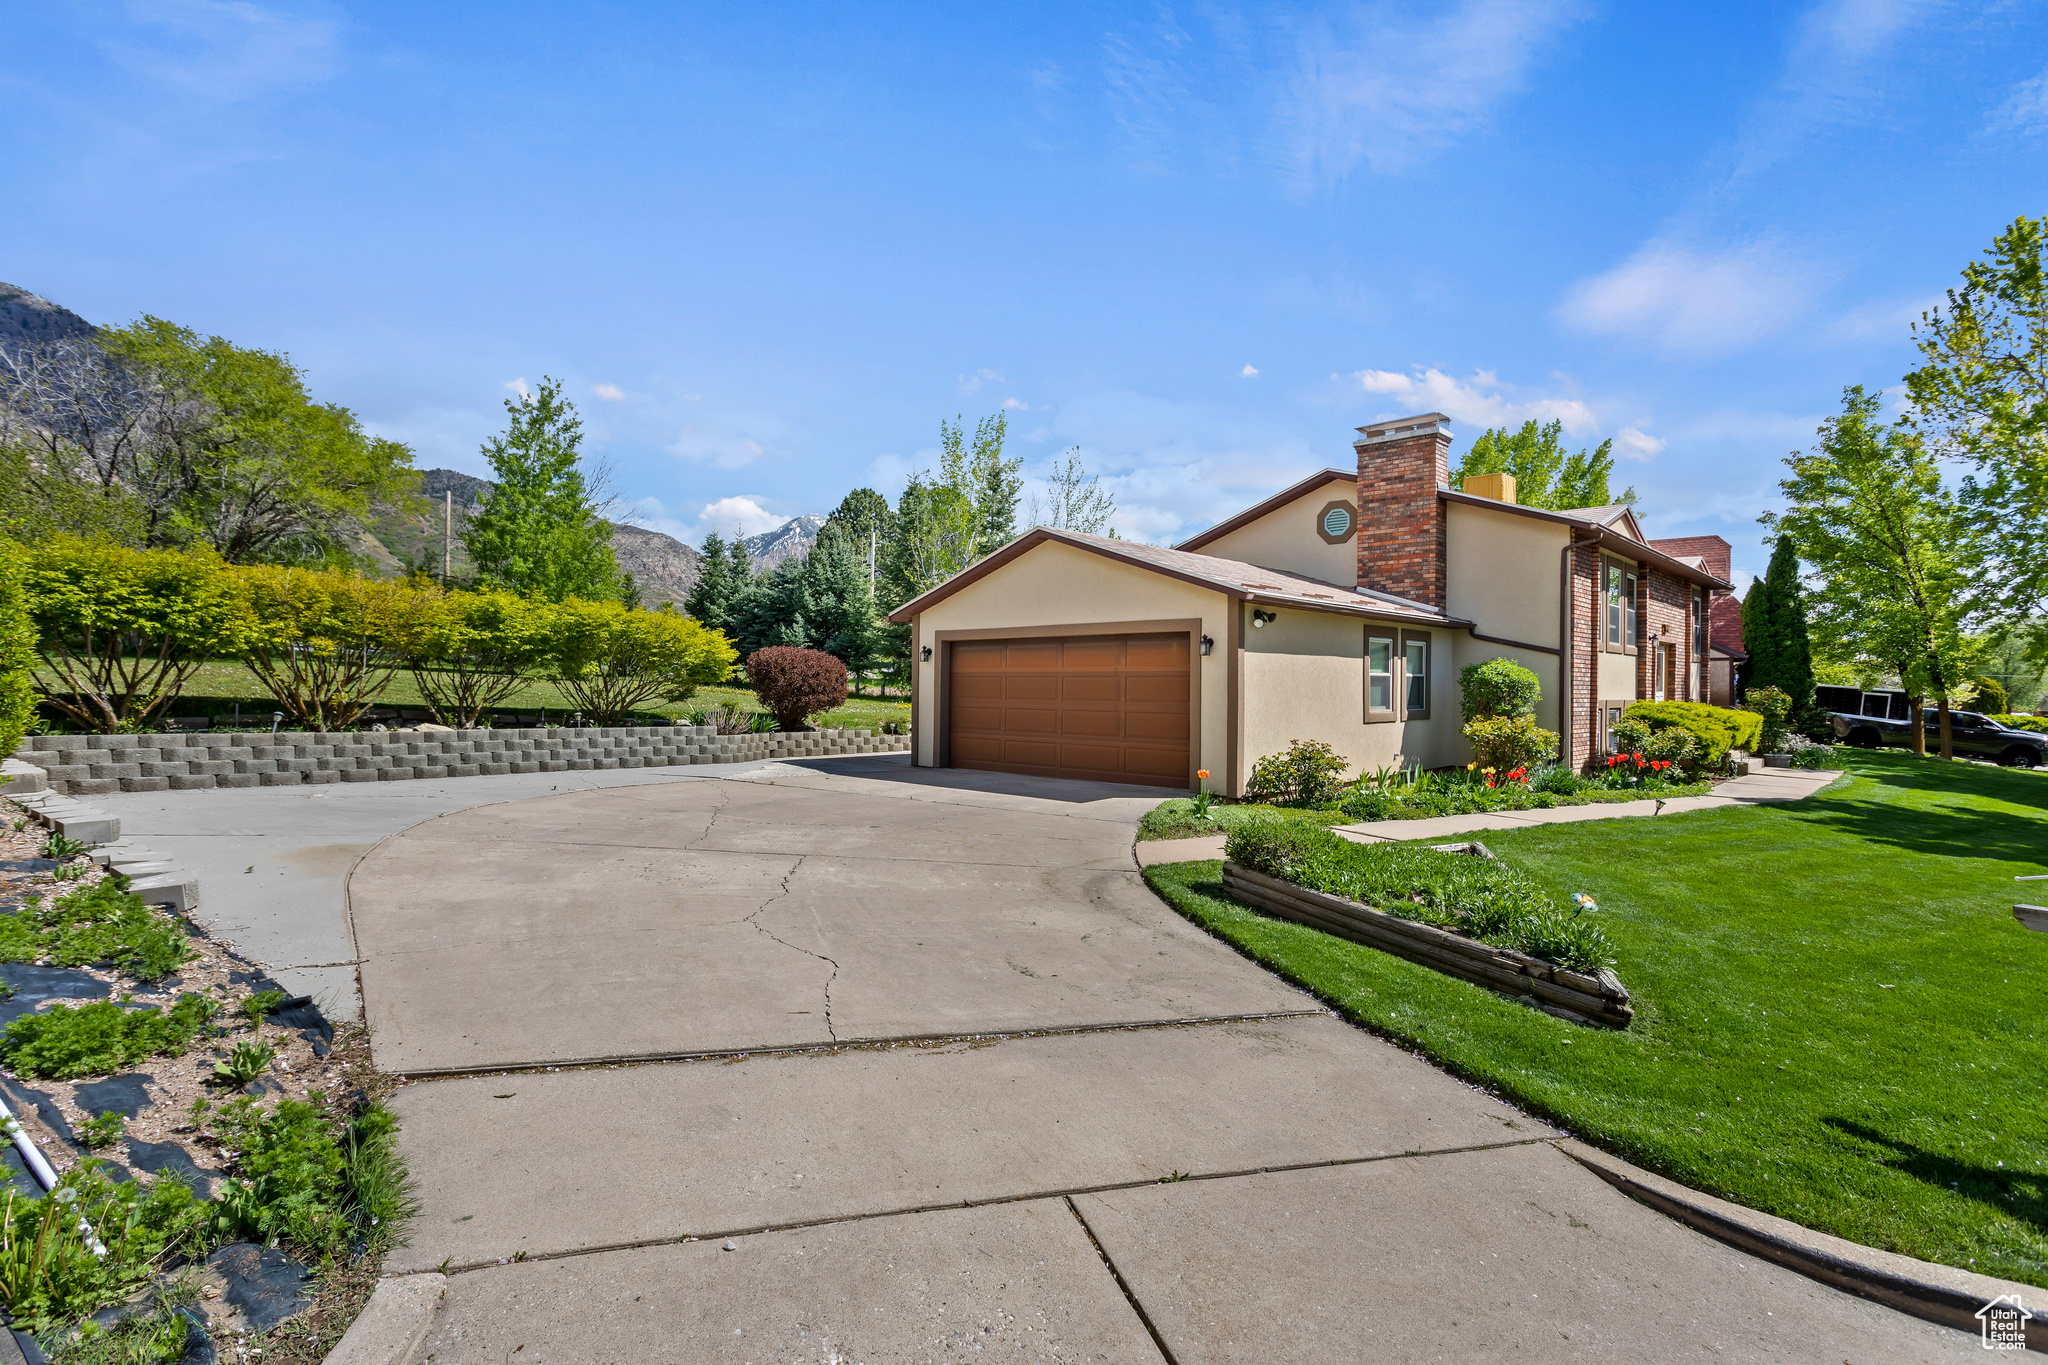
xmin=22 ymin=538 xmax=250 ymax=734
xmin=4 ymin=880 xmax=193 ymax=981
xmin=0 ymin=995 xmax=218 ymax=1080
xmin=1641 ymin=726 xmax=1700 ymax=770
xmin=0 ymin=541 xmax=35 ymax=759
xmin=238 ymin=565 xmax=433 ymax=730
xmin=1459 ymin=657 xmax=1540 ymax=721
xmin=207 ymin=1097 xmax=415 ymax=1260
xmin=1222 ymin=822 xmax=1612 ymax=972
xmin=1969 ymin=675 xmax=2010 ymax=715
xmin=1622 ymin=701 xmax=1763 ymax=765
xmin=1244 ymin=740 xmax=1351 ymax=806
xmin=1744 ymin=685 xmax=1794 ymax=753
xmin=1338 ymin=784 xmax=1395 ymax=821
xmin=1462 ymin=714 xmax=1558 ymax=771
xmin=0 ymin=1164 xmax=205 ymax=1332
xmin=1996 ymin=714 xmax=2048 ymax=734
xmin=546 ymin=598 xmax=738 ymax=725
xmin=406 ymin=588 xmax=555 ymax=728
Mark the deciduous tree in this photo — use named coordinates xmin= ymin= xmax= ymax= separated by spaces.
xmin=1451 ymin=420 xmax=1634 ymax=510
xmin=463 ymin=378 xmax=621 ymax=601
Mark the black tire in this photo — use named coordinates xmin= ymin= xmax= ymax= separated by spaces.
xmin=1999 ymin=747 xmax=2040 ymax=769
xmin=1847 ymin=727 xmax=1882 ymax=749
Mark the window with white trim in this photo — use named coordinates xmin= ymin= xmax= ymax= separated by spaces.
xmin=1604 ymin=560 xmax=1637 ymax=651
xmin=1366 ymin=635 xmax=1395 ymax=719
xmin=1403 ymin=634 xmax=1428 ymax=716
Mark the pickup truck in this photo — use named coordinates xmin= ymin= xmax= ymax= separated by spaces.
xmin=1829 ymin=707 xmax=2047 ymax=768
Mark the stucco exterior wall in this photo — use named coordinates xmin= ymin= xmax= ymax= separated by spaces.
xmin=1444 ymin=502 xmax=1567 ymax=645
xmin=907 ymin=541 xmax=1230 ymax=784
xmin=1238 ymin=605 xmax=1457 ymax=776
xmin=1193 ymin=478 xmax=1358 ymax=586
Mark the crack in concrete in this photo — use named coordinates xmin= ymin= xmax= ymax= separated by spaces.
xmin=425 ymin=1135 xmax=1552 ymax=1276
xmin=742 ymin=854 xmax=839 ymax=1041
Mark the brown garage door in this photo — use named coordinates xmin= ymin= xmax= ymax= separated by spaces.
xmin=946 ymin=633 xmax=1190 ymax=787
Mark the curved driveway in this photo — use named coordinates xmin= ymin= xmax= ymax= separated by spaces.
xmin=345 ymin=756 xmax=1977 ymax=1363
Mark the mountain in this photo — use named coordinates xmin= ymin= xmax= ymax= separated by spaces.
xmin=0 ymin=282 xmax=96 ymax=348
xmin=360 ymin=468 xmax=705 ymax=604
xmin=742 ymin=515 xmax=826 ymax=569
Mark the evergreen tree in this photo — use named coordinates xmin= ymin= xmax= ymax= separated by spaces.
xmin=684 ymin=531 xmax=741 ymax=632
xmin=827 ymin=487 xmax=895 ymax=583
xmin=730 ymin=556 xmax=808 ymax=657
xmin=799 ymin=521 xmax=883 ymax=685
xmin=1739 ymin=536 xmax=1823 ymax=736
xmin=463 ymin=378 xmax=621 ymax=600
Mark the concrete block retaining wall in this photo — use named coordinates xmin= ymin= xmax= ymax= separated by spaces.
xmin=9 ymin=725 xmax=909 ymax=797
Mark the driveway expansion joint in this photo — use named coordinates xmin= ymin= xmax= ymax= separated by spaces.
xmin=384 ymin=1008 xmax=1334 ymax=1083
xmin=429 ymin=1135 xmax=1555 ymax=1277
xmin=1065 ymin=1196 xmax=1180 ymax=1365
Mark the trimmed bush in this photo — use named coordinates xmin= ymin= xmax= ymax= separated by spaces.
xmin=407 ymin=588 xmax=555 ymax=728
xmin=1623 ymin=701 xmax=1763 ymax=766
xmin=548 ymin=599 xmax=737 ymax=725
xmin=1244 ymin=739 xmax=1350 ymax=807
xmin=1462 ymin=714 xmax=1558 ymax=772
xmin=0 ymin=541 xmax=33 ymax=757
xmin=744 ymin=646 xmax=850 ymax=732
xmin=239 ymin=565 xmax=432 ymax=729
xmin=1459 ymin=657 xmax=1540 ymax=721
xmin=1222 ymin=822 xmax=1612 ymax=971
xmin=1970 ymin=675 xmax=2010 ymax=715
xmin=22 ymin=537 xmax=249 ymax=733
xmin=1996 ymin=714 xmax=2048 ymax=734
xmin=1744 ymin=685 xmax=1794 ymax=754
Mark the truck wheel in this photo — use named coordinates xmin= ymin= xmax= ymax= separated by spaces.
xmin=2000 ymin=747 xmax=2039 ymax=769
xmin=1848 ymin=727 xmax=1881 ymax=748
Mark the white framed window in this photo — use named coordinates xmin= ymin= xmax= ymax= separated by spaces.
xmin=1605 ymin=560 xmax=1637 ymax=651
xmin=1400 ymin=630 xmax=1430 ymax=718
xmin=1366 ymin=635 xmax=1395 ymax=719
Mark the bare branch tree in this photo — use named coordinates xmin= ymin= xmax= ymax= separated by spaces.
xmin=1027 ymin=448 xmax=1116 ymax=535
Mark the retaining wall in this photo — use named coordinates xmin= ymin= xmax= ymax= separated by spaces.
xmin=9 ymin=725 xmax=908 ymax=796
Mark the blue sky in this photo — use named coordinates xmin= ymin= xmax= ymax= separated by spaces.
xmin=8 ymin=1 xmax=2047 ymax=584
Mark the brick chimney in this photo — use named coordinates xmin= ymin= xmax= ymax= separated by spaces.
xmin=1355 ymin=412 xmax=1452 ymax=609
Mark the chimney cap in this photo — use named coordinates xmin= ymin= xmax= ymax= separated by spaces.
xmin=1354 ymin=412 xmax=1452 ymax=446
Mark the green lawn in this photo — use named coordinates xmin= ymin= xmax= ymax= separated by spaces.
xmin=1144 ymin=750 xmax=2048 ymax=1285
xmin=42 ymin=660 xmax=910 ymax=733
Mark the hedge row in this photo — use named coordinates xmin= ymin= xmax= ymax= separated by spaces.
xmin=15 ymin=536 xmax=738 ymax=732
xmin=1621 ymin=701 xmax=1765 ymax=766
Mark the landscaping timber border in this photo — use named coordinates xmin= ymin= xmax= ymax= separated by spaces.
xmin=1219 ymin=860 xmax=1634 ymax=1027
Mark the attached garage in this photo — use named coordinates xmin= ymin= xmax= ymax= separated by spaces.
xmin=943 ymin=633 xmax=1190 ymax=788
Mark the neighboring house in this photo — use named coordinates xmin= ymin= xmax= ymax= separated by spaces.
xmin=887 ymin=412 xmax=1733 ymax=793
xmin=1649 ymin=535 xmax=1748 ymax=706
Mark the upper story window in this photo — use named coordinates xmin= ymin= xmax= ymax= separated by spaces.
xmin=1692 ymin=586 xmax=1706 ymax=664
xmin=1604 ymin=561 xmax=1637 ymax=650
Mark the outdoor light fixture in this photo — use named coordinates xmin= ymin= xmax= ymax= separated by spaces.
xmin=1199 ymin=635 xmax=1214 ymax=655
xmin=921 ymin=645 xmax=933 ymax=661
xmin=1251 ymin=609 xmax=1277 ymax=628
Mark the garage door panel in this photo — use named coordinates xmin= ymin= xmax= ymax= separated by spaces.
xmin=947 ymin=633 xmax=1189 ymax=789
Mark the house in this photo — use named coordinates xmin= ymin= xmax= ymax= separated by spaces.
xmin=887 ymin=412 xmax=1735 ymax=794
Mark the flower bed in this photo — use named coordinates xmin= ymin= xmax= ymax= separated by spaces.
xmin=1220 ymin=824 xmax=1631 ymax=1025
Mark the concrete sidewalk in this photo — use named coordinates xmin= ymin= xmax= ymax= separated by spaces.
xmin=1134 ymin=767 xmax=1845 ymax=865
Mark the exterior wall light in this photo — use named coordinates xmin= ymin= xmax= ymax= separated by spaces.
xmin=1251 ymin=609 xmax=1277 ymax=628
xmin=920 ymin=645 xmax=933 ymax=661
xmin=1199 ymin=635 xmax=1214 ymax=655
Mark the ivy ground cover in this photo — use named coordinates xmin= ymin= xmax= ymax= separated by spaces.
xmin=1144 ymin=750 xmax=2048 ymax=1285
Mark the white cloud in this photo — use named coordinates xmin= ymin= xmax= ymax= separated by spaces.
xmin=1278 ymin=0 xmax=1586 ymax=185
xmin=114 ymin=0 xmax=339 ymax=101
xmin=666 ymin=409 xmax=792 ymax=470
xmin=1990 ymin=65 xmax=2048 ymax=135
xmin=503 ymin=377 xmax=529 ymax=399
xmin=1352 ymin=367 xmax=1600 ymax=437
xmin=1614 ymin=427 xmax=1665 ymax=462
xmin=1821 ymin=293 xmax=1942 ymax=344
xmin=694 ymin=495 xmax=787 ymax=539
xmin=957 ymin=368 xmax=1004 ymax=396
xmin=683 ymin=393 xmax=702 ymax=402
xmin=1241 ymin=364 xmax=1259 ymax=377
xmin=1002 ymin=397 xmax=1028 ymax=410
xmin=592 ymin=382 xmax=626 ymax=401
xmin=1558 ymin=239 xmax=1823 ymax=357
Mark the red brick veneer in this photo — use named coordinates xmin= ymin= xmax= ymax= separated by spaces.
xmin=1354 ymin=413 xmax=1451 ymax=610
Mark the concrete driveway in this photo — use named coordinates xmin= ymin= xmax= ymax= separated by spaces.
xmin=326 ymin=755 xmax=1983 ymax=1361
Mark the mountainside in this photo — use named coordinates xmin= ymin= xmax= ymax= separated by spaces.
xmin=361 ymin=468 xmax=707 ymax=603
xmin=0 ymin=282 xmax=96 ymax=348
xmin=743 ymin=514 xmax=825 ymax=569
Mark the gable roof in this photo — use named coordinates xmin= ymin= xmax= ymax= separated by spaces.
xmin=1554 ymin=503 xmax=1647 ymax=542
xmin=1173 ymin=468 xmax=1355 ymax=552
xmin=886 ymin=527 xmax=1464 ymax=626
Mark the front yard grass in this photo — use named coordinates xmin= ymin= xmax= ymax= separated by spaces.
xmin=1143 ymin=749 xmax=2048 ymax=1285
